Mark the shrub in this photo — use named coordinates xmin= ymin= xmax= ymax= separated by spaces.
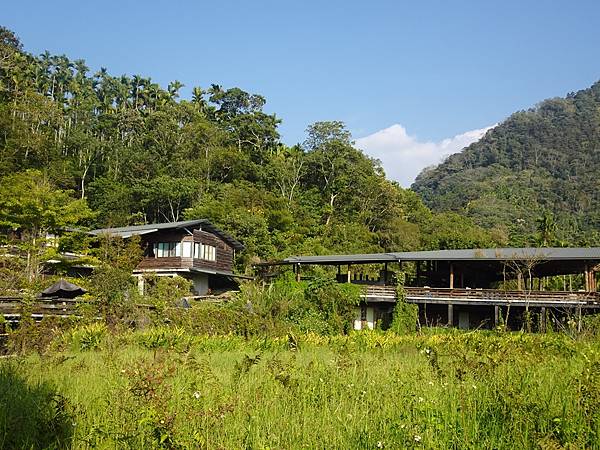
xmin=64 ymin=322 xmax=108 ymax=351
xmin=390 ymin=272 xmax=418 ymax=334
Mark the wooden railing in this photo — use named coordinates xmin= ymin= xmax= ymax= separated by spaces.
xmin=0 ymin=296 xmax=90 ymax=321
xmin=360 ymin=286 xmax=600 ymax=307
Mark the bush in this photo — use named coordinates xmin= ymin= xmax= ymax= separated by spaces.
xmin=390 ymin=272 xmax=418 ymax=334
xmin=63 ymin=322 xmax=108 ymax=351
xmin=7 ymin=315 xmax=74 ymax=355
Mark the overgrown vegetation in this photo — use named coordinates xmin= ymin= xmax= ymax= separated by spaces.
xmin=2 ymin=329 xmax=600 ymax=449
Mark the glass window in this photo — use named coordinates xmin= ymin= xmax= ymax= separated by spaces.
xmin=153 ymin=242 xmax=179 ymax=258
xmin=182 ymin=241 xmax=192 ymax=258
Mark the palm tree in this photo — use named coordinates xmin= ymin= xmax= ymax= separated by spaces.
xmin=168 ymin=80 xmax=184 ymax=100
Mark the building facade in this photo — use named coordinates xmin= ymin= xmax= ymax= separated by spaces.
xmin=90 ymin=220 xmax=244 ymax=295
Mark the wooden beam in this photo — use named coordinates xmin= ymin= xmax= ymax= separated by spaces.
xmin=295 ymin=264 xmax=301 ymax=282
xmin=449 ymin=263 xmax=454 ymax=289
xmin=347 ymin=265 xmax=351 ymax=283
xmin=447 ymin=304 xmax=454 ymax=327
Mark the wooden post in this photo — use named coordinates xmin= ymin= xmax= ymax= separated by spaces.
xmin=517 ymin=273 xmax=523 ymax=291
xmin=416 ymin=262 xmax=421 ymax=286
xmin=295 ymin=264 xmax=301 ymax=282
xmin=494 ymin=305 xmax=499 ymax=328
xmin=384 ymin=262 xmax=388 ymax=285
xmin=577 ymin=305 xmax=582 ymax=333
xmin=447 ymin=304 xmax=454 ymax=327
xmin=449 ymin=263 xmax=454 ymax=289
xmin=585 ymin=265 xmax=590 ymax=292
xmin=540 ymin=307 xmax=546 ymax=333
xmin=347 ymin=265 xmax=351 ymax=283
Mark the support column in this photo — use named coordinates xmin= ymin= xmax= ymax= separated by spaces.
xmin=449 ymin=263 xmax=454 ymax=289
xmin=347 ymin=265 xmax=351 ymax=283
xmin=384 ymin=262 xmax=388 ymax=285
xmin=447 ymin=304 xmax=454 ymax=327
xmin=585 ymin=265 xmax=590 ymax=292
xmin=540 ymin=307 xmax=546 ymax=333
xmin=136 ymin=275 xmax=145 ymax=295
xmin=295 ymin=264 xmax=301 ymax=282
xmin=494 ymin=305 xmax=499 ymax=328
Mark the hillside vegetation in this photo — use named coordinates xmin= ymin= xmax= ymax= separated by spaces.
xmin=0 ymin=26 xmax=498 ymax=279
xmin=412 ymin=82 xmax=600 ymax=246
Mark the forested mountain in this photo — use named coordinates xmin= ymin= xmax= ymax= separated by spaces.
xmin=0 ymin=26 xmax=497 ymax=273
xmin=412 ymin=82 xmax=600 ymax=247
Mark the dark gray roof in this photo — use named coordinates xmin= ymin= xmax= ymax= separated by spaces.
xmin=90 ymin=219 xmax=244 ymax=250
xmin=41 ymin=279 xmax=86 ymax=297
xmin=280 ymin=247 xmax=600 ymax=265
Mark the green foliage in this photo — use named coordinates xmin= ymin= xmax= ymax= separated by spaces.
xmin=0 ymin=363 xmax=73 ymax=449
xmin=413 ymin=81 xmax=600 ymax=246
xmin=0 ymin=28 xmax=468 ymax=272
xmin=142 ymin=275 xmax=192 ymax=311
xmin=0 ymin=170 xmax=93 ymax=282
xmin=7 ymin=315 xmax=74 ymax=354
xmin=2 ymin=331 xmax=600 ymax=448
xmin=64 ymin=322 xmax=108 ymax=351
xmin=390 ymin=272 xmax=418 ymax=334
xmin=231 ymin=274 xmax=363 ymax=335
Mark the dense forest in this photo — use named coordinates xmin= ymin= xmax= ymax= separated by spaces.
xmin=413 ymin=82 xmax=600 ymax=247
xmin=0 ymin=26 xmax=502 ymax=275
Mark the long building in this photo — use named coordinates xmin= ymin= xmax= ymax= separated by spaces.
xmin=258 ymin=248 xmax=600 ymax=331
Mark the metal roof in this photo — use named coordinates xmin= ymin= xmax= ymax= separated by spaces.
xmin=280 ymin=247 xmax=600 ymax=265
xmin=90 ymin=219 xmax=244 ymax=250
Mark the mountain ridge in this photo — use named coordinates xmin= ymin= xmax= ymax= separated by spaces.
xmin=411 ymin=81 xmax=600 ymax=246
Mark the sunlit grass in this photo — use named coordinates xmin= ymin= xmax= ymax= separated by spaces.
xmin=2 ymin=330 xmax=600 ymax=449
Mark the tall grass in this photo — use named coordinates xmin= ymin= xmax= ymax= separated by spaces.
xmin=2 ymin=329 xmax=600 ymax=449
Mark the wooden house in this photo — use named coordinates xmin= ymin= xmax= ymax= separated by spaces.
xmin=90 ymin=220 xmax=244 ymax=295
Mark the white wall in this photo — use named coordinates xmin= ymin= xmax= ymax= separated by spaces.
xmin=191 ymin=273 xmax=209 ymax=295
xmin=353 ymin=306 xmax=375 ymax=330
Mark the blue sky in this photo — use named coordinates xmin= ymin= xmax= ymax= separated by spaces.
xmin=3 ymin=0 xmax=600 ymax=184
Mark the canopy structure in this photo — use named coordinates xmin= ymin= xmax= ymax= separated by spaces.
xmin=41 ymin=279 xmax=86 ymax=298
xmin=258 ymin=247 xmax=600 ymax=290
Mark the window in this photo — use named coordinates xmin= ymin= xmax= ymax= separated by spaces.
xmin=193 ymin=242 xmax=203 ymax=259
xmin=193 ymin=242 xmax=216 ymax=261
xmin=203 ymin=244 xmax=216 ymax=261
xmin=153 ymin=242 xmax=179 ymax=258
xmin=182 ymin=241 xmax=193 ymax=258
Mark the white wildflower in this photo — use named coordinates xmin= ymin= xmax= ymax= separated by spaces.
xmin=414 ymin=435 xmax=422 ymax=442
xmin=193 ymin=391 xmax=201 ymax=399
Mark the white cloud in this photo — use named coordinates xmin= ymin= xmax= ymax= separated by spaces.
xmin=355 ymin=124 xmax=495 ymax=187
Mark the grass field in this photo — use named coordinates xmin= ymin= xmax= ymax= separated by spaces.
xmin=1 ymin=327 xmax=600 ymax=449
